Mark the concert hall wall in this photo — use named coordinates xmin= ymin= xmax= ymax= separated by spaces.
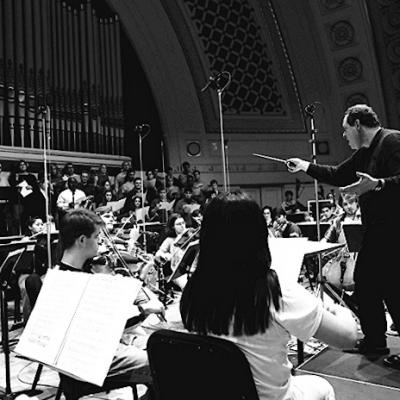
xmin=108 ymin=0 xmax=392 ymax=192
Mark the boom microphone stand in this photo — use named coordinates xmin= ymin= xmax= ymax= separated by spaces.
xmin=201 ymin=71 xmax=231 ymax=192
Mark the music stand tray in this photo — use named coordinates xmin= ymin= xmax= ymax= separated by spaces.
xmin=343 ymin=223 xmax=365 ymax=253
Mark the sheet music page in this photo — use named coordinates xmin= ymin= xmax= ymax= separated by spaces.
xmin=159 ymin=201 xmax=174 ymax=211
xmin=269 ymin=238 xmax=309 ymax=284
xmin=18 ymin=180 xmax=33 ymax=198
xmin=55 ymin=274 xmax=142 ymax=386
xmin=135 ymin=206 xmax=149 ymax=222
xmin=15 ymin=270 xmax=89 ymax=365
xmin=107 ymin=198 xmax=126 ymax=212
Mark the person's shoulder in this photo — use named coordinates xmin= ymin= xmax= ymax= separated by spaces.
xmin=382 ymin=129 xmax=400 ymax=145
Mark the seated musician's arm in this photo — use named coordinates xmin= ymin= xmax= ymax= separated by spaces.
xmin=125 ymin=290 xmax=164 ymax=328
xmin=57 ymin=191 xmax=69 ymax=210
xmin=277 ymin=283 xmax=357 ymax=349
xmin=323 ymin=218 xmax=340 ymax=243
xmin=155 ymin=237 xmax=174 ymax=261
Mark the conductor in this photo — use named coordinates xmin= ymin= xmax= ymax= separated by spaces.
xmin=286 ymin=104 xmax=400 ymax=369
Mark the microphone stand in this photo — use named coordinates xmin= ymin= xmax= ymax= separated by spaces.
xmin=40 ymin=106 xmax=52 ymax=269
xmin=204 ymin=72 xmax=231 ymax=192
xmin=305 ymin=104 xmax=324 ymax=300
xmin=160 ymin=138 xmax=167 ymax=190
xmin=137 ymin=124 xmax=151 ymax=252
xmin=305 ymin=104 xmax=347 ymax=308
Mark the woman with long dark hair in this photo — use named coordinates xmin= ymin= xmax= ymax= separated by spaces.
xmin=181 ymin=192 xmax=357 ymax=400
xmin=155 ymin=213 xmax=188 ymax=289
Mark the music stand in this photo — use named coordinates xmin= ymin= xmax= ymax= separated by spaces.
xmin=343 ymin=224 xmax=365 ymax=252
xmin=286 ymin=212 xmax=306 ymax=223
xmin=0 ymin=240 xmax=42 ymax=399
xmin=167 ymin=240 xmax=199 ymax=283
xmin=0 ymin=188 xmax=13 ymax=235
xmin=298 ymin=222 xmax=331 ymax=241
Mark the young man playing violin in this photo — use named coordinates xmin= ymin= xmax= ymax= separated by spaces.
xmin=28 ymin=209 xmax=164 ymax=398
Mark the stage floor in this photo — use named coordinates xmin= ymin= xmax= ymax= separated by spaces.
xmin=298 ymin=335 xmax=400 ymax=399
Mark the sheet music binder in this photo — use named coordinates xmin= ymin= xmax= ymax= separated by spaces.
xmin=15 ymin=269 xmax=142 ymax=386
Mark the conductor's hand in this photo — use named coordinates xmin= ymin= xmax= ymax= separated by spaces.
xmin=286 ymin=158 xmax=310 ymax=173
xmin=340 ymin=171 xmax=380 ymax=196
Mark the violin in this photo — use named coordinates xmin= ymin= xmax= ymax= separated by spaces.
xmin=174 ymin=227 xmax=200 ymax=249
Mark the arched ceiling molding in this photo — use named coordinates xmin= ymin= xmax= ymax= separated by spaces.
xmin=365 ymin=0 xmax=400 ymax=128
xmin=106 ymin=0 xmax=206 ymax=169
xmin=161 ymin=0 xmax=306 ymax=134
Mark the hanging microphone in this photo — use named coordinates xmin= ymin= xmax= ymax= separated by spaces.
xmin=201 ymin=72 xmax=224 ymax=92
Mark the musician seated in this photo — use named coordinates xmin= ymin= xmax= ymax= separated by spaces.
xmin=155 ymin=213 xmax=190 ymax=290
xmin=16 ymin=217 xmax=45 ymax=322
xmin=27 ymin=209 xmax=163 ymax=396
xmin=320 ymin=203 xmax=337 ymax=223
xmin=273 ymin=209 xmax=301 ymax=238
xmin=323 ymin=193 xmax=361 ymax=244
xmin=56 ymin=177 xmax=87 ymax=214
xmin=181 ymin=193 xmax=358 ymax=400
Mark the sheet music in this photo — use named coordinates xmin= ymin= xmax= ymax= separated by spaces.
xmin=270 ymin=238 xmax=308 ymax=284
xmin=56 ymin=274 xmax=142 ymax=386
xmin=18 ymin=180 xmax=33 ymax=198
xmin=16 ymin=270 xmax=142 ymax=386
xmin=107 ymin=198 xmax=126 ymax=212
xmin=159 ymin=200 xmax=175 ymax=211
xmin=135 ymin=206 xmax=149 ymax=222
xmin=270 ymin=238 xmax=344 ymax=283
xmin=15 ymin=270 xmax=89 ymax=365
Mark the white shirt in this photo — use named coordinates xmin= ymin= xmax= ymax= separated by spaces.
xmin=57 ymin=188 xmax=86 ymax=210
xmin=219 ymin=282 xmax=323 ymax=400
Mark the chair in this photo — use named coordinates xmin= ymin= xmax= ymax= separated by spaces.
xmin=58 ymin=374 xmax=140 ymax=400
xmin=147 ymin=329 xmax=260 ymax=400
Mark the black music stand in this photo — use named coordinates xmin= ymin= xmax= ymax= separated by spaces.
xmin=167 ymin=241 xmax=199 ymax=283
xmin=0 ymin=187 xmax=13 ymax=236
xmin=0 ymin=240 xmax=42 ymax=399
xmin=343 ymin=224 xmax=365 ymax=252
xmin=298 ymin=222 xmax=331 ymax=241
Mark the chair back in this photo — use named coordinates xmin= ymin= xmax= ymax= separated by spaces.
xmin=147 ymin=329 xmax=260 ymax=400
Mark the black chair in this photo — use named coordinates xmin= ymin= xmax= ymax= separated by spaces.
xmin=147 ymin=329 xmax=260 ymax=400
xmin=58 ymin=374 xmax=140 ymax=400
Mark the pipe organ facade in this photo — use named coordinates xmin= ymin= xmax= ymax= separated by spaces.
xmin=0 ymin=0 xmax=124 ymax=158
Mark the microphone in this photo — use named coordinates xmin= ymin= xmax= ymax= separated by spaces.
xmin=201 ymin=72 xmax=224 ymax=92
xmin=304 ymin=101 xmax=321 ymax=116
xmin=134 ymin=123 xmax=151 ymax=132
xmin=36 ymin=105 xmax=48 ymax=114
